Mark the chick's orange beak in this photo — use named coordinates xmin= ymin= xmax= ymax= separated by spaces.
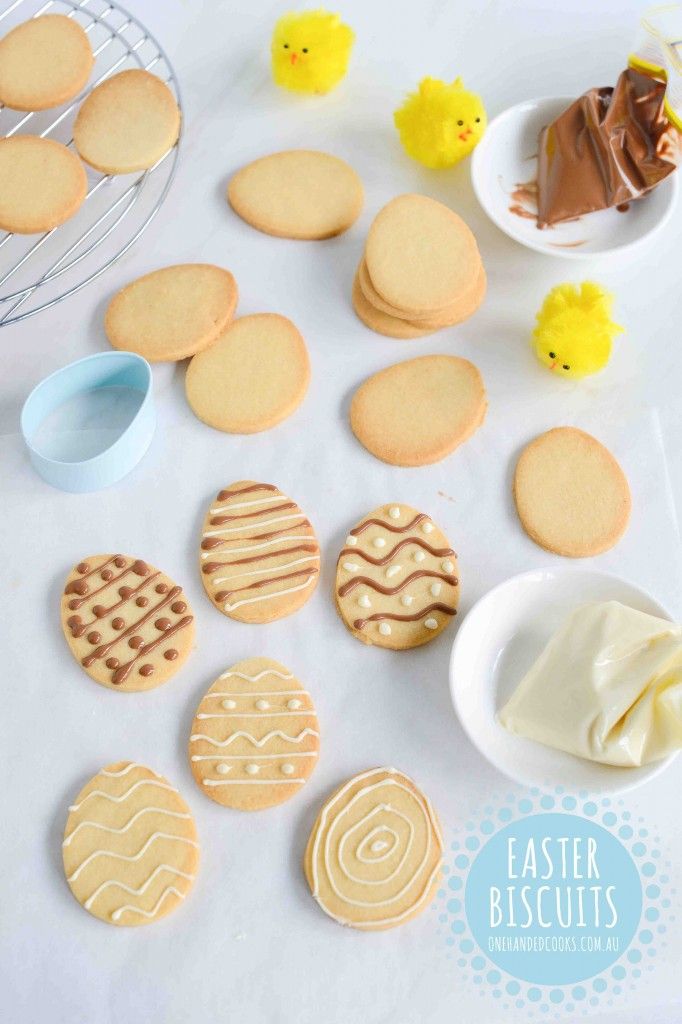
xmin=458 ymin=128 xmax=472 ymax=142
xmin=290 ymin=52 xmax=298 ymax=65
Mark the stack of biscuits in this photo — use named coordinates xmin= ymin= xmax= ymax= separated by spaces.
xmin=352 ymin=193 xmax=486 ymax=339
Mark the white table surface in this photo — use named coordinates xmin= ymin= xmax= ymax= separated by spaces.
xmin=2 ymin=1 xmax=682 ymax=1022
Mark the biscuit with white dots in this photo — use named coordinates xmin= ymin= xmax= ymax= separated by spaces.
xmin=188 ymin=657 xmax=320 ymax=810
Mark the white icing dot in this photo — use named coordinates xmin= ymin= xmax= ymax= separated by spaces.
xmin=358 ymin=594 xmax=372 ymax=608
xmin=245 ymin=763 xmax=260 ymax=775
xmin=424 ymin=618 xmax=438 ymax=630
xmin=281 ymin=763 xmax=295 ymax=775
xmin=373 ymin=537 xmax=386 ymax=548
xmin=401 ymin=594 xmax=413 ymax=607
xmin=216 ymin=763 xmax=231 ymax=775
xmin=379 ymin=622 xmax=392 ymax=636
xmin=388 ymin=506 xmax=401 ymax=519
xmin=221 ymin=698 xmax=237 ymax=710
xmin=442 ymin=559 xmax=454 ymax=573
xmin=414 ymin=550 xmax=426 ymax=562
xmin=430 ymin=581 xmax=442 ymax=597
xmin=422 ymin=521 xmax=434 ymax=533
xmin=343 ymin=561 xmax=359 ymax=572
xmin=345 ymin=535 xmax=358 ymax=546
xmin=386 ymin=564 xmax=402 ymax=578
xmin=287 ymin=698 xmax=302 ymax=710
xmin=255 ymin=699 xmax=270 ymax=710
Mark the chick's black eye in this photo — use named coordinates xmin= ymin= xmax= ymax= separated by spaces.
xmin=283 ymin=43 xmax=289 ymax=48
xmin=457 ymin=120 xmax=464 ymax=126
xmin=302 ymin=47 xmax=308 ymax=53
xmin=562 ymin=364 xmax=570 ymax=370
xmin=475 ymin=117 xmax=481 ymax=123
xmin=548 ymin=352 xmax=556 ymax=359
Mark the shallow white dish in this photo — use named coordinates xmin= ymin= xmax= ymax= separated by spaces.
xmin=471 ymin=96 xmax=678 ymax=259
xmin=449 ymin=567 xmax=679 ymax=793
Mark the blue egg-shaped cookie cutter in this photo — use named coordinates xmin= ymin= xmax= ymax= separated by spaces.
xmin=21 ymin=351 xmax=155 ymax=492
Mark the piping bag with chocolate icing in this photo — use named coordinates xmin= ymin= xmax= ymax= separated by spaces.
xmin=536 ymin=5 xmax=682 ymax=228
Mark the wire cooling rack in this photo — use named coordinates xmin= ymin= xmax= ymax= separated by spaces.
xmin=0 ymin=0 xmax=182 ymax=327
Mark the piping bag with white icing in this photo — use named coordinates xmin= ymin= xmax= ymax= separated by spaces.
xmin=498 ymin=601 xmax=682 ymax=768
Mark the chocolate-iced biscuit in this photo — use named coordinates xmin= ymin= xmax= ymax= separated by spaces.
xmin=61 ymin=555 xmax=195 ymax=692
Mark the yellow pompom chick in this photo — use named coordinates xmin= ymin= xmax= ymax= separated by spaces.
xmin=271 ymin=9 xmax=354 ymax=95
xmin=532 ymin=282 xmax=624 ymax=379
xmin=394 ymin=77 xmax=487 ymax=169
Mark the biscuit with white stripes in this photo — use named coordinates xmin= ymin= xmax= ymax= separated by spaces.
xmin=199 ymin=481 xmax=319 ymax=623
xmin=189 ymin=657 xmax=320 ymax=810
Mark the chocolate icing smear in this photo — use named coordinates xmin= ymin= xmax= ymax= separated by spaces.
xmin=537 ymin=68 xmax=679 ymax=228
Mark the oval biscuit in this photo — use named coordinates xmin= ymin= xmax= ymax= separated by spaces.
xmin=228 ymin=149 xmax=363 ymax=240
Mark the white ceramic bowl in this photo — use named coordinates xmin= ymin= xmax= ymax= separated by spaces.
xmin=449 ymin=567 xmax=679 ymax=793
xmin=471 ymin=96 xmax=678 ymax=259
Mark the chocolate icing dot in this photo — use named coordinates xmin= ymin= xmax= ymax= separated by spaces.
xmin=155 ymin=617 xmax=171 ymax=631
xmin=164 ymin=649 xmax=178 ymax=661
xmin=92 ymin=605 xmax=107 ymax=618
xmin=111 ymin=617 xmax=125 ymax=630
xmin=76 ymin=562 xmax=89 ymax=574
xmin=119 ymin=586 xmax=133 ymax=598
xmin=101 ymin=569 xmax=113 ymax=581
xmin=87 ymin=631 xmax=101 ymax=644
xmin=67 ymin=615 xmax=81 ymax=627
xmin=132 ymin=559 xmax=149 ymax=576
xmin=136 ymin=596 xmax=148 ymax=607
xmin=129 ymin=635 xmax=144 ymax=649
xmin=114 ymin=556 xmax=126 ymax=568
xmin=215 ymin=591 xmax=227 ymax=602
xmin=155 ymin=583 xmax=168 ymax=594
xmin=106 ymin=657 xmax=119 ymax=669
xmin=68 ymin=599 xmax=80 ymax=610
xmin=139 ymin=664 xmax=154 ymax=677
xmin=171 ymin=601 xmax=186 ymax=614
xmin=65 ymin=579 xmax=88 ymax=596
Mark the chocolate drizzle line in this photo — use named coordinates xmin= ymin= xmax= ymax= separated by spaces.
xmin=202 ymin=544 xmax=318 ymax=575
xmin=353 ymin=603 xmax=457 ymax=630
xmin=111 ymin=616 xmax=193 ymax=685
xmin=339 ymin=569 xmax=458 ymax=598
xmin=68 ymin=572 xmax=160 ymax=633
xmin=65 ymin=558 xmax=149 ymax=610
xmin=67 ymin=555 xmax=123 ymax=586
xmin=217 ymin=483 xmax=278 ymax=501
xmin=201 ymin=522 xmax=311 ymax=551
xmin=215 ymin=567 xmax=319 ymax=604
xmin=350 ymin=513 xmax=428 ymax=536
xmin=209 ymin=501 xmax=294 ymax=526
xmin=81 ymin=585 xmax=182 ymax=667
xmin=339 ymin=536 xmax=454 ymax=567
